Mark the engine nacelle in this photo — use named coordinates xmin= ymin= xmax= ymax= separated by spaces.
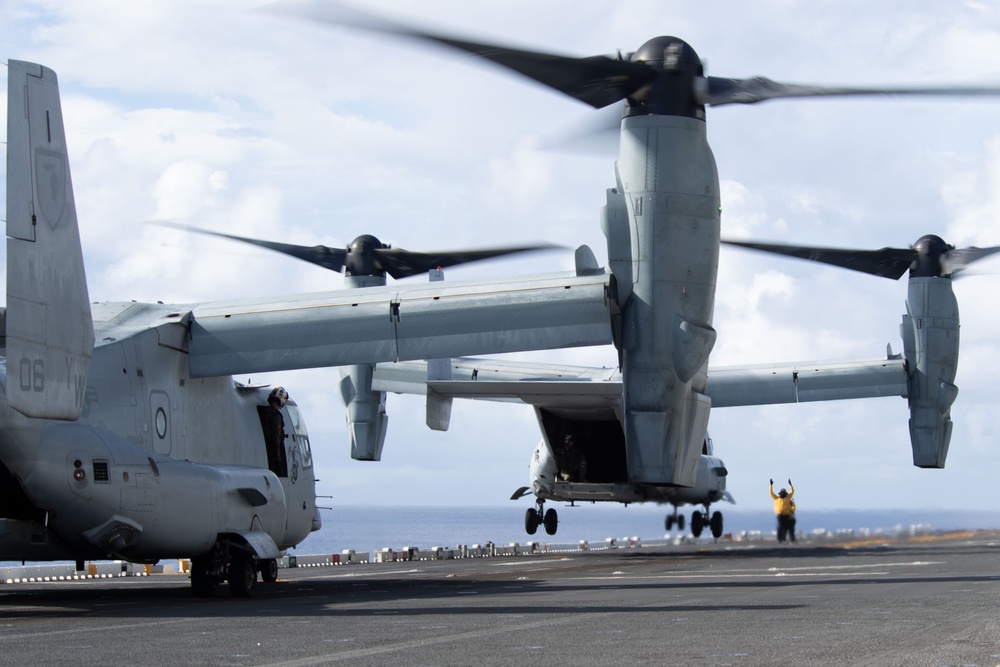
xmin=338 ymin=363 xmax=388 ymax=461
xmin=610 ymin=114 xmax=720 ymax=488
xmin=900 ymin=276 xmax=959 ymax=468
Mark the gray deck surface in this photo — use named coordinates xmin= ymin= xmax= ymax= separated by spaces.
xmin=1 ymin=531 xmax=998 ymax=666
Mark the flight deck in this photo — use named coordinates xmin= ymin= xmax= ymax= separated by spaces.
xmin=1 ymin=530 xmax=999 ymax=666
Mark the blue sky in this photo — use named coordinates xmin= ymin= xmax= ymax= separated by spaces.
xmin=2 ymin=0 xmax=1000 ymax=516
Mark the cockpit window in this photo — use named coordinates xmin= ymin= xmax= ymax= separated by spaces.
xmin=298 ymin=436 xmax=313 ymax=469
xmin=284 ymin=403 xmax=313 ymax=468
xmin=285 ymin=403 xmax=308 ymax=436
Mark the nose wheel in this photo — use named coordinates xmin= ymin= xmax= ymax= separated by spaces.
xmin=524 ymin=500 xmax=558 ymax=536
xmin=690 ymin=506 xmax=724 ymax=539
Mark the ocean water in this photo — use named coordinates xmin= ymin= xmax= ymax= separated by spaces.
xmin=6 ymin=505 xmax=1000 ymax=567
xmin=292 ymin=504 xmax=1000 ymax=556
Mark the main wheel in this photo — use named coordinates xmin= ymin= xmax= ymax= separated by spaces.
xmin=190 ymin=557 xmax=217 ymax=598
xmin=691 ymin=511 xmax=704 ymax=538
xmin=525 ymin=508 xmax=540 ymax=535
xmin=665 ymin=514 xmax=675 ymax=531
xmin=228 ymin=552 xmax=257 ymax=598
xmin=678 ymin=514 xmax=685 ymax=531
xmin=260 ymin=558 xmax=278 ymax=583
xmin=543 ymin=507 xmax=558 ymax=536
xmin=710 ymin=511 xmax=724 ymax=539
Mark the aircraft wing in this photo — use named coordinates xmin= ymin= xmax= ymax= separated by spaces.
xmin=373 ymin=356 xmax=620 ymax=412
xmin=708 ymin=357 xmax=907 ymax=406
xmin=187 ymin=271 xmax=613 ymax=377
xmin=372 ymin=354 xmax=908 ymax=412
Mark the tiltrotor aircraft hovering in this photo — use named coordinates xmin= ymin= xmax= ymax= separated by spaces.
xmin=511 ymin=434 xmax=732 ymax=539
xmin=258 ymin=1 xmax=1000 ymax=526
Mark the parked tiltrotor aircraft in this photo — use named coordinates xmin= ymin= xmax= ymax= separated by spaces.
xmin=0 ymin=61 xmax=609 ymax=596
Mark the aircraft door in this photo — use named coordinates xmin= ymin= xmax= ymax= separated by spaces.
xmin=257 ymin=404 xmax=289 ymax=477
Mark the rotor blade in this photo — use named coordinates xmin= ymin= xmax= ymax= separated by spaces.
xmin=705 ymin=76 xmax=1000 ymax=106
xmin=150 ymin=220 xmax=347 ymax=273
xmin=940 ymin=245 xmax=1000 ymax=277
xmin=535 ymin=103 xmax=624 ymax=154
xmin=722 ymin=239 xmax=916 ymax=280
xmin=267 ymin=1 xmax=655 ymax=108
xmin=375 ymin=244 xmax=560 ymax=280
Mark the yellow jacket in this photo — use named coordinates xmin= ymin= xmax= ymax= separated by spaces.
xmin=770 ymin=482 xmax=795 ymax=516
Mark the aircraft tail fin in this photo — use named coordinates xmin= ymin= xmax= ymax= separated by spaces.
xmin=5 ymin=60 xmax=94 ymax=419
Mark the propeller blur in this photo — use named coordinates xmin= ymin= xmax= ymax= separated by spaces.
xmin=151 ymin=220 xmax=557 ymax=280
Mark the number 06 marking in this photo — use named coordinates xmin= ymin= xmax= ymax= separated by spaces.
xmin=19 ymin=358 xmax=45 ymax=392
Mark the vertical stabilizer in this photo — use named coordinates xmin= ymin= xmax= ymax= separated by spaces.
xmin=5 ymin=61 xmax=93 ymax=419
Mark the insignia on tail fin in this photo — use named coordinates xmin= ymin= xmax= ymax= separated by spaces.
xmin=5 ymin=61 xmax=93 ymax=419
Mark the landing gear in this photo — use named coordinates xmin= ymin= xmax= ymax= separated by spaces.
xmin=710 ymin=511 xmax=724 ymax=539
xmin=228 ymin=551 xmax=257 ymax=598
xmin=691 ymin=510 xmax=704 ymax=537
xmin=524 ymin=500 xmax=559 ymax=536
xmin=190 ymin=556 xmax=218 ymax=598
xmin=525 ymin=507 xmax=540 ymax=535
xmin=664 ymin=507 xmax=686 ymax=531
xmin=543 ymin=507 xmax=558 ymax=536
xmin=690 ymin=506 xmax=724 ymax=539
xmin=259 ymin=558 xmax=279 ymax=583
xmin=189 ymin=540 xmax=262 ymax=597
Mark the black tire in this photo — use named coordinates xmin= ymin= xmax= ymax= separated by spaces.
xmin=260 ymin=558 xmax=278 ymax=583
xmin=190 ymin=557 xmax=217 ymax=598
xmin=691 ymin=511 xmax=704 ymax=538
xmin=665 ymin=514 xmax=674 ymax=531
xmin=228 ymin=552 xmax=257 ymax=598
xmin=710 ymin=511 xmax=724 ymax=539
xmin=525 ymin=508 xmax=540 ymax=535
xmin=678 ymin=514 xmax=685 ymax=531
xmin=543 ymin=508 xmax=558 ymax=536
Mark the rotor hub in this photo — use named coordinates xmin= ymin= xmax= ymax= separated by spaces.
xmin=625 ymin=36 xmax=705 ymax=120
xmin=911 ymin=234 xmax=953 ymax=278
xmin=346 ymin=234 xmax=387 ymax=276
